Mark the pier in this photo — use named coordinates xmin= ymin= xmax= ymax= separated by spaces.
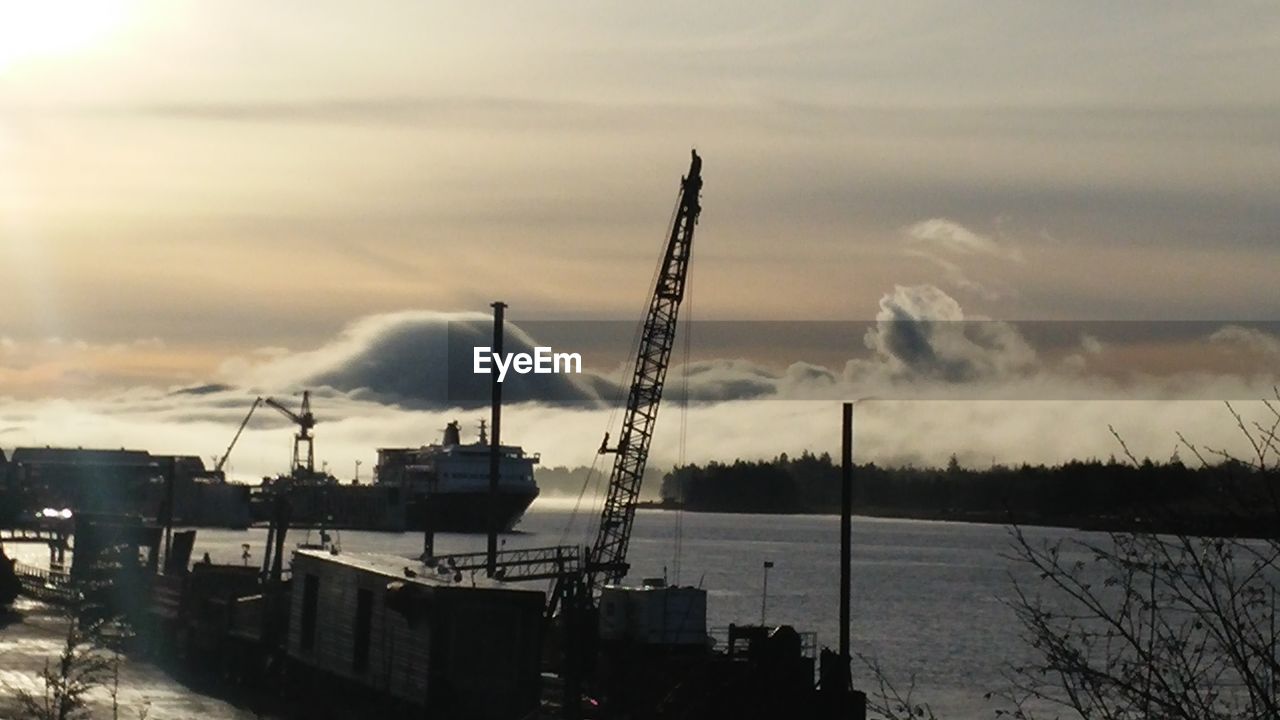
xmin=0 ymin=521 xmax=72 ymax=565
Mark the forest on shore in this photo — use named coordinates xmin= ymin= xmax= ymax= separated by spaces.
xmin=651 ymin=451 xmax=1277 ymax=535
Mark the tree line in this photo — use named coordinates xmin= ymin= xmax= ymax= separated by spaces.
xmin=658 ymin=450 xmax=1279 ymax=535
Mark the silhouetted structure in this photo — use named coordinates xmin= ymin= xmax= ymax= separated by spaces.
xmin=1 ymin=447 xmax=250 ymax=527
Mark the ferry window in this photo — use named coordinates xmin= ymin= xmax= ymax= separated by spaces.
xmin=301 ymin=574 xmax=319 ymax=652
xmin=353 ymin=588 xmax=373 ymax=672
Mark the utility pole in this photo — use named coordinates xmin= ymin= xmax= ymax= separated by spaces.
xmin=761 ymin=560 xmax=774 ymax=625
xmin=162 ymin=456 xmax=176 ymax=572
xmin=487 ymin=301 xmax=507 ymax=578
xmin=840 ymin=403 xmax=853 ymax=661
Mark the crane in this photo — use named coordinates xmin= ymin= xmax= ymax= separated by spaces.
xmin=431 ymin=151 xmax=704 ymax=605
xmin=432 ymin=151 xmax=711 ymax=609
xmin=215 ymin=396 xmax=264 ymax=474
xmin=422 ymin=152 xmax=703 ymax=719
xmin=585 ymin=149 xmax=702 ymax=592
xmin=264 ymin=390 xmax=316 ymax=476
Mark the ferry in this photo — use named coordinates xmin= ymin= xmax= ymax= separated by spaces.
xmin=374 ymin=421 xmax=540 ymax=533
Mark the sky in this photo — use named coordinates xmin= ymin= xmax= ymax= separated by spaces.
xmin=2 ymin=2 xmax=1279 ymax=481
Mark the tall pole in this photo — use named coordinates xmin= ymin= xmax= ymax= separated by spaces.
xmin=163 ymin=456 xmax=176 ymax=571
xmin=270 ymin=496 xmax=289 ymax=584
xmin=840 ymin=402 xmax=853 ymax=661
xmin=487 ymin=301 xmax=507 ymax=578
xmin=761 ymin=560 xmax=774 ymax=625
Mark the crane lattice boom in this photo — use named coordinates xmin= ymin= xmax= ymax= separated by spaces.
xmin=585 ymin=150 xmax=702 ymax=591
xmin=215 ymin=396 xmax=263 ymax=473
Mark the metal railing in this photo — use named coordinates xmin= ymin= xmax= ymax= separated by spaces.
xmin=14 ymin=561 xmax=80 ymax=604
xmin=430 ymin=545 xmax=582 ymax=582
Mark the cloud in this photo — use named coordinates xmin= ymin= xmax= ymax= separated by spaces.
xmin=861 ymin=285 xmax=1038 ymax=383
xmin=905 ymin=218 xmax=1023 ymax=262
xmin=3 ymin=380 xmax=1279 ymax=490
xmin=170 ymin=383 xmax=234 ymax=396
xmin=1061 ymin=333 xmax=1107 ymax=373
xmin=231 ymin=310 xmax=605 ymax=409
xmin=4 ymin=300 xmax=1280 ymax=487
xmin=1211 ymin=325 xmax=1280 ymax=359
xmin=228 ymin=311 xmax=846 ymax=408
xmin=129 ymin=96 xmax=602 ymax=127
xmin=673 ymin=359 xmax=780 ymax=402
xmin=0 ymin=336 xmax=195 ymax=398
xmin=901 ymin=218 xmax=1023 ymax=301
xmin=1 ymin=310 xmax=1279 ymax=499
xmin=903 ymin=248 xmax=1008 ymax=301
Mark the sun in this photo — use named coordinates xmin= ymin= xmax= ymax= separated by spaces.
xmin=0 ymin=0 xmax=130 ymax=71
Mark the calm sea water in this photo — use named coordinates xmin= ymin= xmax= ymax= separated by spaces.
xmin=4 ymin=502 xmax=1091 ymax=718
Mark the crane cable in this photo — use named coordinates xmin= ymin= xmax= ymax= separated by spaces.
xmin=559 ymin=190 xmax=681 ymax=549
xmin=672 ymin=257 xmax=693 ymax=586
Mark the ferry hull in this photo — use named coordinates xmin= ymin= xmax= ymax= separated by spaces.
xmin=406 ymin=488 xmax=539 ymax=533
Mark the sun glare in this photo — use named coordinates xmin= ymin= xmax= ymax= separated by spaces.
xmin=0 ymin=0 xmax=129 ymax=71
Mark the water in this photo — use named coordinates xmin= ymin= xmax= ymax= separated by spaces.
xmin=3 ymin=503 xmax=1092 ymax=717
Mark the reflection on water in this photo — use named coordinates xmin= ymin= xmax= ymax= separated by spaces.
xmin=3 ymin=502 xmax=1093 ymax=717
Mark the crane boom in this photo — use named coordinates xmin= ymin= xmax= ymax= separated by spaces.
xmin=263 ymin=396 xmax=302 ymax=425
xmin=584 ymin=150 xmax=702 ymax=592
xmin=264 ymin=390 xmax=316 ymax=475
xmin=215 ymin=396 xmax=263 ymax=473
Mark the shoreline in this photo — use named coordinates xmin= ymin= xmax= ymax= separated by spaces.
xmin=633 ymin=500 xmax=1276 ymax=538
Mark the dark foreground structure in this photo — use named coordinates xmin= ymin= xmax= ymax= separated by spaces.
xmin=5 ymin=510 xmax=863 ymax=718
xmin=286 ymin=549 xmax=544 ymax=718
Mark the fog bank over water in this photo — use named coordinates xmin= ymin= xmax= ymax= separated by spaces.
xmin=5 ymin=286 xmax=1280 ymax=483
xmin=1 ymin=391 xmax=1274 ymax=488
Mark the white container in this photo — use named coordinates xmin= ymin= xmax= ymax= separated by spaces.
xmin=599 ymin=583 xmax=707 ymax=646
